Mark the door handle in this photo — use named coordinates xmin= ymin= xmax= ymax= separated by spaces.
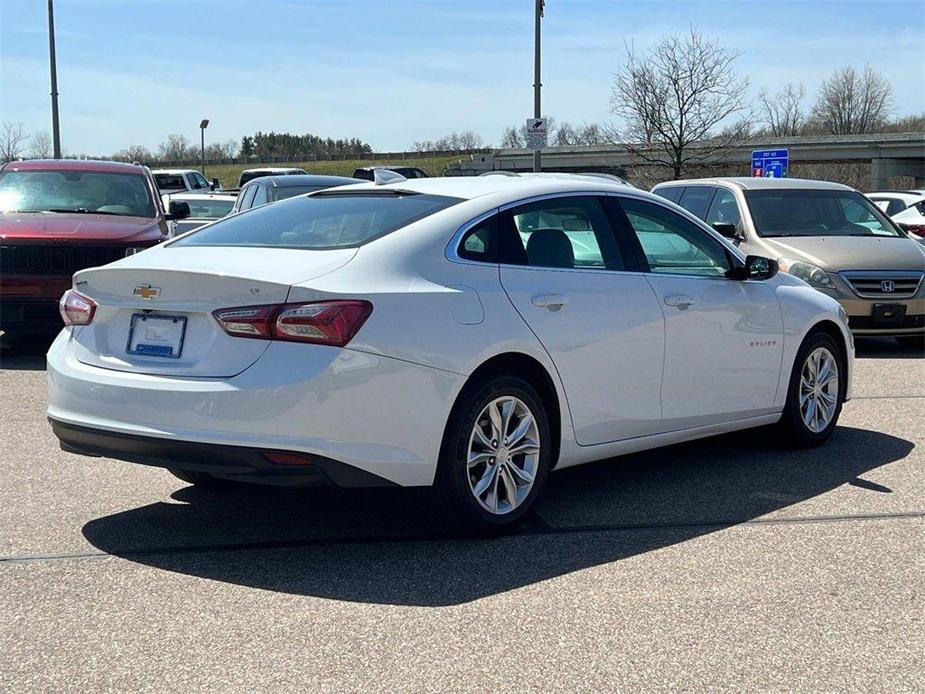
xmin=664 ymin=294 xmax=695 ymax=309
xmin=532 ymin=293 xmax=568 ymax=310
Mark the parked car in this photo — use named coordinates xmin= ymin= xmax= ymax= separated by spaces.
xmin=889 ymin=200 xmax=925 ymax=243
xmin=166 ymin=192 xmax=238 ymax=235
xmin=353 ymin=165 xmax=428 ymax=181
xmin=0 ymin=159 xmax=188 ymax=336
xmin=232 ymin=174 xmax=357 ymax=213
xmin=237 ymin=167 xmax=307 ymax=188
xmin=48 ymin=175 xmax=853 ymax=533
xmin=652 ymin=177 xmax=925 ymax=347
xmin=152 ymin=169 xmax=219 ymax=194
xmin=866 ymin=191 xmax=925 ymax=217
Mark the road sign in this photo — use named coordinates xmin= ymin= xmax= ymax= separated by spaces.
xmin=752 ymin=149 xmax=789 ymax=178
xmin=525 ymin=118 xmax=547 ymax=150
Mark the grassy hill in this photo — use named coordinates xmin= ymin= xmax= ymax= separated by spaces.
xmin=203 ymin=155 xmax=466 ymax=188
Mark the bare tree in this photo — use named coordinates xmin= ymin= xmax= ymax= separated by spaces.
xmin=499 ymin=126 xmax=523 ymax=148
xmin=758 ymin=83 xmax=806 ymax=136
xmin=27 ymin=130 xmax=53 ymax=159
xmin=157 ymin=133 xmax=194 ymax=162
xmin=609 ymin=29 xmax=750 ymax=179
xmin=204 ymin=139 xmax=239 ymax=159
xmin=881 ymin=112 xmax=925 ymax=133
xmin=112 ymin=144 xmax=154 ymax=163
xmin=1 ymin=122 xmax=28 ymax=162
xmin=811 ymin=66 xmax=893 ymax=134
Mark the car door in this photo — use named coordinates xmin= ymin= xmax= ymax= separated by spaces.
xmin=612 ymin=196 xmax=783 ymax=431
xmin=498 ymin=195 xmax=665 ymax=445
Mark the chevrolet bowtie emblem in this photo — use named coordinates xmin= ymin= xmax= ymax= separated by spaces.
xmin=133 ymin=284 xmax=160 ymax=300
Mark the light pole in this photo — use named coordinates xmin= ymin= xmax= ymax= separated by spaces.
xmin=48 ymin=0 xmax=61 ymax=159
xmin=533 ymin=0 xmax=544 ymax=173
xmin=199 ymin=119 xmax=209 ymax=174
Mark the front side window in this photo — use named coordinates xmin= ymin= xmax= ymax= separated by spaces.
xmin=173 ymin=192 xmax=461 ymax=250
xmin=705 ymin=188 xmax=742 ymax=227
xmin=191 ymin=172 xmax=210 ymax=189
xmin=0 ymin=169 xmax=156 ymax=218
xmin=618 ymin=197 xmax=731 ymax=277
xmin=501 ymin=196 xmax=624 ymax=270
xmin=677 ymin=186 xmax=716 ymax=220
xmin=745 ymin=189 xmax=902 ymax=237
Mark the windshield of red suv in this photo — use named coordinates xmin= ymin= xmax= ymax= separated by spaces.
xmin=0 ymin=169 xmax=156 ymax=218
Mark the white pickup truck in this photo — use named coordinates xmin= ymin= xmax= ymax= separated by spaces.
xmin=152 ymin=169 xmax=220 ymax=194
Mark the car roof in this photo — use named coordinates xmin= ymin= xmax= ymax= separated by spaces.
xmin=248 ymin=174 xmax=358 ymax=188
xmin=2 ymin=159 xmax=147 ymax=175
xmin=329 ymin=173 xmax=636 ymax=204
xmin=867 ymin=191 xmax=925 ymax=201
xmin=354 ymin=165 xmax=424 ymax=171
xmin=152 ymin=169 xmax=200 ymax=175
xmin=653 ymin=176 xmax=854 ymax=192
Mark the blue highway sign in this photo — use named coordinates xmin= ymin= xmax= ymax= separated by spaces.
xmin=752 ymin=149 xmax=789 ymax=178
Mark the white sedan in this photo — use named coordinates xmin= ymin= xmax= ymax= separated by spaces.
xmin=48 ymin=174 xmax=853 ymax=533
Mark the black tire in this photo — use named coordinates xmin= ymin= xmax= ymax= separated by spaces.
xmin=430 ymin=375 xmax=553 ymax=535
xmin=168 ymin=468 xmax=229 ymax=487
xmin=895 ymin=335 xmax=925 ymax=352
xmin=778 ymin=331 xmax=845 ymax=447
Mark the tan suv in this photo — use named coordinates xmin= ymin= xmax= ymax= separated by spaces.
xmin=652 ymin=177 xmax=925 ymax=348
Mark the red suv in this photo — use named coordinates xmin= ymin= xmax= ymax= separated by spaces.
xmin=0 ymin=160 xmax=189 ymax=336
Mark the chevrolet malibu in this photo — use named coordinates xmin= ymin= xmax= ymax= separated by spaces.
xmin=48 ymin=174 xmax=853 ymax=533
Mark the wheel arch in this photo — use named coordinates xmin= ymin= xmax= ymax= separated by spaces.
xmin=444 ymin=352 xmax=563 ymax=467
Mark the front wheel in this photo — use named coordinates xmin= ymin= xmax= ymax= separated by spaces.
xmin=432 ymin=376 xmax=553 ymax=535
xmin=778 ymin=332 xmax=844 ymax=447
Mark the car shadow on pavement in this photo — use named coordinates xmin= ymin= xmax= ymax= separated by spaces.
xmin=82 ymin=425 xmax=914 ymax=606
xmin=0 ymin=333 xmax=54 ymax=371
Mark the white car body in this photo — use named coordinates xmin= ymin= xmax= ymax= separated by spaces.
xmin=47 ymin=176 xmax=853 ymax=494
xmin=866 ymin=191 xmax=925 ymax=217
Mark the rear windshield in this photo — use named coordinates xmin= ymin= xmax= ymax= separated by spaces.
xmin=0 ymin=169 xmax=156 ymax=217
xmin=154 ymin=174 xmax=186 ymax=189
xmin=184 ymin=199 xmax=235 ymax=218
xmin=172 ymin=192 xmax=462 ymax=249
xmin=745 ymin=189 xmax=903 ymax=238
xmin=270 ymin=185 xmax=327 ymax=202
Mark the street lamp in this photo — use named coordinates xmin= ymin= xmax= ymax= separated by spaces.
xmin=199 ymin=119 xmax=209 ymax=174
xmin=533 ymin=0 xmax=544 ymax=173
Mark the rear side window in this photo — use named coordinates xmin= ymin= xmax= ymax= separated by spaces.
xmin=500 ymin=196 xmax=624 ymax=270
xmin=677 ymin=186 xmax=716 ymax=220
xmin=270 ymin=185 xmax=325 ymax=202
xmin=155 ymin=174 xmax=185 ymax=189
xmin=654 ymin=186 xmax=683 ymax=204
xmin=237 ymin=184 xmax=257 ymax=211
xmin=173 ymin=192 xmax=462 ymax=250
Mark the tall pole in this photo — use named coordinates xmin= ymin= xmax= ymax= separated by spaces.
xmin=48 ymin=0 xmax=61 ymax=159
xmin=200 ymin=128 xmax=205 ymax=174
xmin=532 ymin=0 xmax=543 ymax=173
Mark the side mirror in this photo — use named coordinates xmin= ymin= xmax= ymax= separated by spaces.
xmin=210 ymin=178 xmax=220 ymax=191
xmin=712 ymin=221 xmax=739 ymax=239
xmin=166 ymin=200 xmax=191 ymax=220
xmin=745 ymin=255 xmax=778 ymax=281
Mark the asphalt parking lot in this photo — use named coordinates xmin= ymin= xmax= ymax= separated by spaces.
xmin=1 ymin=336 xmax=922 ymax=692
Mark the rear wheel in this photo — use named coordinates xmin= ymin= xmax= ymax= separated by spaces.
xmin=778 ymin=331 xmax=844 ymax=447
xmin=432 ymin=376 xmax=552 ymax=535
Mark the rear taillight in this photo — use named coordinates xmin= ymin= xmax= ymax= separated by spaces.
xmin=213 ymin=300 xmax=372 ymax=347
xmin=59 ymin=289 xmax=97 ymax=326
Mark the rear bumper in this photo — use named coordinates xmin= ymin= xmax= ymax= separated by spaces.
xmin=47 ymin=331 xmax=464 ymax=487
xmin=49 ymin=418 xmax=395 ymax=487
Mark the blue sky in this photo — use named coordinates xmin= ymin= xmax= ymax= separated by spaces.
xmin=1 ymin=0 xmax=923 ymax=155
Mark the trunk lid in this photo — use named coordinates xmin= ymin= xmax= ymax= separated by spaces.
xmin=70 ymin=245 xmax=356 ymax=377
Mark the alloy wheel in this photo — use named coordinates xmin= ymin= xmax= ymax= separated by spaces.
xmin=799 ymin=347 xmax=839 ymax=433
xmin=466 ymin=396 xmax=541 ymax=515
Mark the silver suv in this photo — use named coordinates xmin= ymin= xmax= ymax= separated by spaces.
xmin=652 ymin=177 xmax=925 ymax=347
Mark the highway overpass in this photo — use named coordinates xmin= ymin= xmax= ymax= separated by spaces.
xmin=448 ymin=132 xmax=925 ymax=189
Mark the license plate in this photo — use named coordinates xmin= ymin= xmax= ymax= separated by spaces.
xmin=127 ymin=313 xmax=187 ymax=358
xmin=871 ymin=304 xmax=906 ymax=325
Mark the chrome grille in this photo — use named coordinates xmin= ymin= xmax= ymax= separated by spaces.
xmin=841 ymin=271 xmax=923 ymax=299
